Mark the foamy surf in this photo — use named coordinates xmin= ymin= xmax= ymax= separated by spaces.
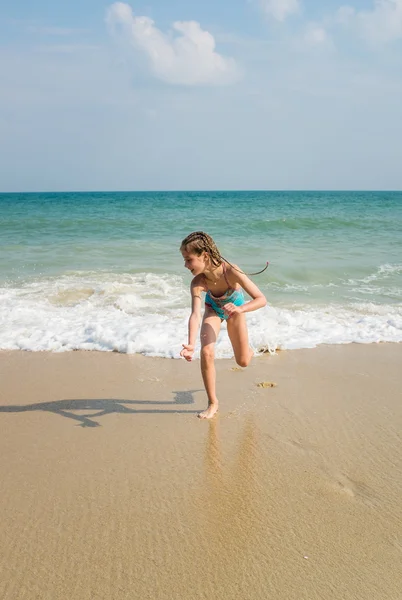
xmin=1 ymin=272 xmax=401 ymax=357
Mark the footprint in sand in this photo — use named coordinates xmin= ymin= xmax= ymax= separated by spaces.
xmin=329 ymin=472 xmax=379 ymax=507
xmin=288 ymin=439 xmax=320 ymax=455
xmin=256 ymin=381 xmax=277 ymax=388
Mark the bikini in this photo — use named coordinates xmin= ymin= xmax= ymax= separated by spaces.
xmin=204 ymin=263 xmax=245 ymax=321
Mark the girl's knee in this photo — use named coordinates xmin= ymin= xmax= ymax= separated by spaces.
xmin=201 ymin=344 xmax=215 ymax=362
xmin=235 ymin=348 xmax=253 ymax=368
xmin=236 ymin=355 xmax=251 ymax=368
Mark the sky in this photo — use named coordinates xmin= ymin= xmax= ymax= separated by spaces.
xmin=0 ymin=0 xmax=402 ymax=191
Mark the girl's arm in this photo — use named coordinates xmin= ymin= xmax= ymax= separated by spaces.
xmin=230 ymin=265 xmax=267 ymax=314
xmin=181 ymin=280 xmax=203 ymax=361
xmin=188 ymin=280 xmax=203 ymax=344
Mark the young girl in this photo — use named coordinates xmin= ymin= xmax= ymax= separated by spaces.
xmin=180 ymin=231 xmax=267 ymax=419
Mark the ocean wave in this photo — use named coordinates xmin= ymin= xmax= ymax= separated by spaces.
xmin=0 ymin=272 xmax=401 ymax=357
xmin=249 ymin=215 xmax=391 ymax=232
xmin=346 ymin=263 xmax=402 ymax=285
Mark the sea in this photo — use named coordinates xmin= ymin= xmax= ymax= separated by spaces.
xmin=0 ymin=191 xmax=401 ymax=358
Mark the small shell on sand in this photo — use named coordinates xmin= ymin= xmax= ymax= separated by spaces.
xmin=257 ymin=347 xmax=284 ymax=354
xmin=256 ymin=381 xmax=277 ymax=388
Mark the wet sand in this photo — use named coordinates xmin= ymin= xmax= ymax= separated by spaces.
xmin=0 ymin=344 xmax=401 ymax=600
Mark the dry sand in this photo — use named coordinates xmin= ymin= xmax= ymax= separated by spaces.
xmin=0 ymin=344 xmax=401 ymax=600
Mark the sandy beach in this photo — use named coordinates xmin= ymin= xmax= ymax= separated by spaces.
xmin=0 ymin=344 xmax=401 ymax=600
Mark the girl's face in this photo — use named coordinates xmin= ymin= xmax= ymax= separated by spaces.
xmin=181 ymin=248 xmax=208 ymax=276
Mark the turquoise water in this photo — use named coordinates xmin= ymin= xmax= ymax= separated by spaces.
xmin=1 ymin=191 xmax=401 ymax=356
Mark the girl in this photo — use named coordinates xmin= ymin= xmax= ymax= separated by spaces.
xmin=180 ymin=231 xmax=267 ymax=419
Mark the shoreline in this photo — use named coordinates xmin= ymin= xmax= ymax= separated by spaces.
xmin=1 ymin=338 xmax=401 ymax=357
xmin=1 ymin=343 xmax=401 ymax=599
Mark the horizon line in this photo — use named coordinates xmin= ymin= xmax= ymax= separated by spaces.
xmin=1 ymin=188 xmax=402 ymax=195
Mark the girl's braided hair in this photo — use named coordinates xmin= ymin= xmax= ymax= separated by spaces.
xmin=180 ymin=231 xmax=269 ymax=276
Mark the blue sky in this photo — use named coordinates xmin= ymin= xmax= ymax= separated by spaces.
xmin=1 ymin=0 xmax=401 ymax=191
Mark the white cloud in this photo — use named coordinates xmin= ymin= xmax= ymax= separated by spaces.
xmin=304 ymin=25 xmax=330 ymax=45
xmin=335 ymin=6 xmax=356 ymax=26
xmin=260 ymin=0 xmax=300 ymax=22
xmin=105 ymin=2 xmax=240 ymax=86
xmin=337 ymin=0 xmax=402 ymax=43
xmin=359 ymin=0 xmax=402 ymax=42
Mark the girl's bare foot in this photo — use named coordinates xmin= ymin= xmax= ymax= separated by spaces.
xmin=198 ymin=403 xmax=219 ymax=419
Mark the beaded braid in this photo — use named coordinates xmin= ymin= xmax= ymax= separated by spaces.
xmin=180 ymin=231 xmax=269 ymax=276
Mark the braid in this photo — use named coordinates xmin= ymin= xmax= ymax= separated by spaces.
xmin=221 ymin=256 xmax=269 ymax=277
xmin=181 ymin=231 xmax=222 ymax=267
xmin=180 ymin=231 xmax=269 ymax=277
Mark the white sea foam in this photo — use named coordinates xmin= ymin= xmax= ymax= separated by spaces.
xmin=346 ymin=263 xmax=402 ymax=285
xmin=0 ymin=272 xmax=401 ymax=357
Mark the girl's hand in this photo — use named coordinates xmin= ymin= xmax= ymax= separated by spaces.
xmin=180 ymin=344 xmax=194 ymax=362
xmin=223 ymin=303 xmax=243 ymax=318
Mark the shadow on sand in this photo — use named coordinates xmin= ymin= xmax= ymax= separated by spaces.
xmin=0 ymin=390 xmax=202 ymax=427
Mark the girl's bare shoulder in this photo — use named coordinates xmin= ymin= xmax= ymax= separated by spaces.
xmin=191 ymin=273 xmax=208 ymax=292
xmin=225 ymin=263 xmax=244 ymax=284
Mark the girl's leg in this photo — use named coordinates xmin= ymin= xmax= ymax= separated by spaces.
xmin=227 ymin=313 xmax=253 ymax=368
xmin=199 ymin=310 xmax=222 ymax=419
